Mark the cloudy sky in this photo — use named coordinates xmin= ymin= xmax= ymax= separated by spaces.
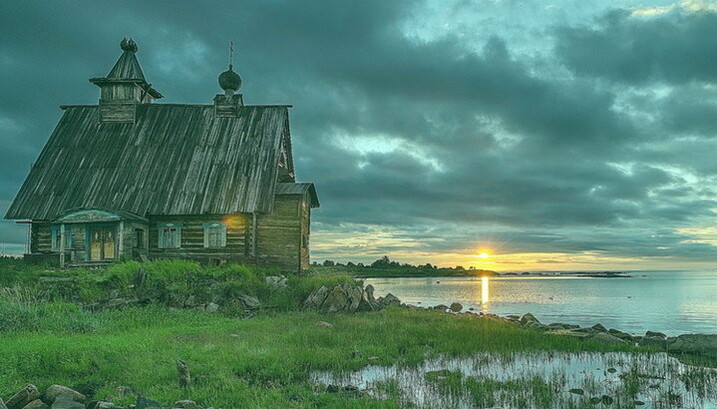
xmin=2 ymin=0 xmax=717 ymax=270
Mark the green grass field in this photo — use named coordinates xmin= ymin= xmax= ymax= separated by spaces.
xmin=0 ymin=258 xmax=669 ymax=408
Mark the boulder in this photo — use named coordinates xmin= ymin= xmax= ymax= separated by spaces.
xmin=433 ymin=304 xmax=449 ymax=311
xmin=303 ymin=285 xmax=330 ymax=309
xmin=667 ymin=334 xmax=717 ymax=357
xmin=205 ymin=302 xmax=219 ymax=313
xmin=589 ymin=332 xmax=628 ymax=346
xmin=135 ymin=397 xmax=161 ymax=409
xmin=358 ymin=284 xmax=380 ymax=311
xmin=51 ymin=397 xmax=83 ymax=409
xmin=322 ymin=285 xmax=350 ymax=313
xmin=265 ymin=275 xmax=288 ymax=289
xmin=590 ymin=323 xmax=608 ymax=333
xmin=172 ymin=401 xmax=200 ymax=409
xmin=640 ymin=336 xmax=667 ymax=350
xmin=21 ymin=401 xmax=47 ymax=409
xmin=449 ymin=302 xmax=463 ymax=312
xmin=344 ymin=284 xmax=363 ymax=312
xmin=94 ymin=402 xmax=123 ymax=409
xmin=378 ymin=293 xmax=401 ymax=308
xmin=645 ymin=330 xmax=667 ymax=339
xmin=548 ymin=329 xmax=592 ymax=339
xmin=236 ymin=294 xmax=260 ymax=310
xmin=42 ymin=385 xmax=85 ymax=405
xmin=608 ymin=328 xmax=634 ymax=342
xmin=519 ymin=313 xmax=540 ymax=326
xmin=6 ymin=385 xmax=40 ymax=409
xmin=184 ymin=295 xmax=196 ymax=308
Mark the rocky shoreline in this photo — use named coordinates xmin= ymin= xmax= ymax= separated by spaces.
xmin=0 ymin=385 xmax=208 ymax=409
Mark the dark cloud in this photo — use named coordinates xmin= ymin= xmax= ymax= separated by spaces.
xmin=1 ymin=0 xmax=717 ymax=267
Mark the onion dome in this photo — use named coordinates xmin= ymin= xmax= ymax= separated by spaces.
xmin=120 ymin=37 xmax=138 ymax=53
xmin=218 ymin=64 xmax=242 ymax=93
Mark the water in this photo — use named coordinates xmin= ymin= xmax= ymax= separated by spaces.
xmin=314 ymin=352 xmax=717 ymax=408
xmin=365 ymin=270 xmax=717 ymax=336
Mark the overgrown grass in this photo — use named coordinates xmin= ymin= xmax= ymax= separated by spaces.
xmin=0 ymin=302 xmax=636 ymax=409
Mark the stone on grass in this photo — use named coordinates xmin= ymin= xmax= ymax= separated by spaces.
xmin=7 ymin=385 xmax=40 ymax=409
xmin=135 ymin=397 xmax=162 ymax=409
xmin=43 ymin=386 xmax=85 ymax=405
xmin=378 ymin=293 xmax=401 ymax=308
xmin=667 ymin=334 xmax=717 ymax=357
xmin=21 ymin=400 xmax=48 ymax=409
xmin=172 ymin=401 xmax=200 ymax=409
xmin=449 ymin=302 xmax=463 ymax=312
xmin=236 ymin=294 xmax=260 ymax=310
xmin=640 ymin=336 xmax=667 ymax=350
xmin=51 ymin=397 xmax=84 ymax=409
xmin=265 ymin=275 xmax=288 ymax=289
xmin=303 ymin=286 xmax=330 ymax=310
xmin=205 ymin=302 xmax=219 ymax=313
xmin=646 ymin=330 xmax=667 ymax=339
xmin=519 ymin=313 xmax=540 ymax=326
xmin=590 ymin=323 xmax=608 ymax=333
xmin=358 ymin=284 xmax=380 ymax=311
xmin=315 ymin=321 xmax=333 ymax=328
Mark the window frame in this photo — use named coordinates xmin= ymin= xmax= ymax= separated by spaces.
xmin=50 ymin=225 xmax=72 ymax=251
xmin=203 ymin=222 xmax=227 ymax=248
xmin=158 ymin=223 xmax=182 ymax=249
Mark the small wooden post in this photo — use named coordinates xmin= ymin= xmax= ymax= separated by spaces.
xmin=59 ymin=224 xmax=65 ymax=268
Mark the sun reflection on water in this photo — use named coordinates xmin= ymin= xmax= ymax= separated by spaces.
xmin=481 ymin=276 xmax=490 ymax=306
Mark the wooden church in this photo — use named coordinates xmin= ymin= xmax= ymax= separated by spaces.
xmin=4 ymin=38 xmax=319 ymax=272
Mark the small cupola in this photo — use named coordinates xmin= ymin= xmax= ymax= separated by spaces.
xmin=214 ymin=43 xmax=244 ymax=118
xmin=90 ymin=38 xmax=163 ymax=123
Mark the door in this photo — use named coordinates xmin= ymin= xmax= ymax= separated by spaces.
xmin=89 ymin=226 xmax=116 ymax=260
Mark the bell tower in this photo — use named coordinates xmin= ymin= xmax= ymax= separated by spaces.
xmin=90 ymin=38 xmax=163 ymax=123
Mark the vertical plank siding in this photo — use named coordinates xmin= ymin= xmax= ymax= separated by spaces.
xmin=257 ymin=195 xmax=306 ymax=272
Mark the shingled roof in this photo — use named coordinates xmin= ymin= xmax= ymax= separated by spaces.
xmin=5 ymin=104 xmax=297 ymax=220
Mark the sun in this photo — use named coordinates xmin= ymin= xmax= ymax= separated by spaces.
xmin=477 ymin=252 xmax=490 ymax=259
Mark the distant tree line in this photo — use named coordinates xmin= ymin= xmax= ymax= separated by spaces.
xmin=313 ymin=255 xmax=484 ymax=273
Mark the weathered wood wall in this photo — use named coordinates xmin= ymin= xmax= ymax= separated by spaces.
xmin=256 ymin=194 xmax=310 ymax=273
xmin=148 ymin=214 xmax=249 ymax=262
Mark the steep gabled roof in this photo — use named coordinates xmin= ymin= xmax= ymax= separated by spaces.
xmin=107 ymin=49 xmax=146 ymax=80
xmin=5 ymin=104 xmax=293 ymax=220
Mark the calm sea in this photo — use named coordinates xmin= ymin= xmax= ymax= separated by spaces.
xmin=365 ymin=270 xmax=717 ymax=336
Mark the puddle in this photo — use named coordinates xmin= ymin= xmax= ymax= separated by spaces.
xmin=313 ymin=352 xmax=717 ymax=408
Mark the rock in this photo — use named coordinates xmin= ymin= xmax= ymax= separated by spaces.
xmin=607 ymin=367 xmax=617 ymax=373
xmin=303 ymin=285 xmax=330 ymax=309
xmin=589 ymin=332 xmax=628 ymax=346
xmin=548 ymin=329 xmax=592 ymax=339
xmin=177 ymin=359 xmax=191 ymax=389
xmin=94 ymin=402 xmax=123 ymax=409
xmin=43 ymin=386 xmax=85 ymax=405
xmin=589 ymin=397 xmax=601 ymax=405
xmin=591 ymin=323 xmax=608 ymax=333
xmin=172 ymin=401 xmax=199 ymax=409
xmin=69 ymin=382 xmax=100 ymax=399
xmin=265 ymin=275 xmax=288 ymax=289
xmin=7 ymin=385 xmax=40 ymax=409
xmin=322 ymin=285 xmax=350 ymax=313
xmin=345 ymin=284 xmax=363 ymax=312
xmin=236 ymin=294 xmax=260 ymax=310
xmin=358 ymin=284 xmax=380 ymax=311
xmin=378 ymin=293 xmax=401 ymax=308
xmin=640 ymin=336 xmax=667 ymax=350
xmin=519 ymin=313 xmax=540 ymax=326
xmin=433 ymin=304 xmax=449 ymax=311
xmin=135 ymin=397 xmax=161 ymax=409
xmin=51 ymin=397 xmax=83 ymax=409
xmin=646 ymin=330 xmax=667 ymax=339
xmin=568 ymin=388 xmax=584 ymax=395
xmin=449 ymin=302 xmax=463 ymax=312
xmin=667 ymin=334 xmax=717 ymax=357
xmin=315 ymin=321 xmax=333 ymax=328
xmin=21 ymin=401 xmax=47 ymax=409
xmin=184 ymin=295 xmax=196 ymax=307
xmin=601 ymin=395 xmax=614 ymax=405
xmin=607 ymin=328 xmax=634 ymax=342
xmin=205 ymin=302 xmax=219 ymax=313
